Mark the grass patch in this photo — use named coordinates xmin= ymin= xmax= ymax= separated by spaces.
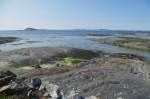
xmin=8 ymin=63 xmax=20 ymax=68
xmin=6 ymin=64 xmax=32 ymax=73
xmin=56 ymin=51 xmax=98 ymax=67
xmin=0 ymin=95 xmax=12 ymax=99
xmin=56 ymin=57 xmax=86 ymax=67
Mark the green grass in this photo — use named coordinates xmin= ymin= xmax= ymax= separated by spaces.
xmin=8 ymin=63 xmax=20 ymax=68
xmin=6 ymin=64 xmax=31 ymax=73
xmin=55 ymin=51 xmax=98 ymax=67
xmin=56 ymin=57 xmax=86 ymax=67
xmin=0 ymin=95 xmax=12 ymax=99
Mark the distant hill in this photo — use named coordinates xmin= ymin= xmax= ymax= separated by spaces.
xmin=24 ymin=28 xmax=38 ymax=31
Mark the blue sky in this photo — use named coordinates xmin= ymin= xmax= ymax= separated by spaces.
xmin=0 ymin=0 xmax=150 ymax=30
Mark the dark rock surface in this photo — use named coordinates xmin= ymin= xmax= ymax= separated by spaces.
xmin=24 ymin=28 xmax=38 ymax=31
xmin=0 ymin=47 xmax=98 ymax=66
xmin=0 ymin=71 xmax=16 ymax=87
xmin=0 ymin=37 xmax=18 ymax=44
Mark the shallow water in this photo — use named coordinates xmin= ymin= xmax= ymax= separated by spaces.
xmin=0 ymin=30 xmax=150 ymax=60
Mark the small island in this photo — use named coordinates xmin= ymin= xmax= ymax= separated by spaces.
xmin=24 ymin=27 xmax=38 ymax=31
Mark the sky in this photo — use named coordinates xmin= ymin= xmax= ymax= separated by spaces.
xmin=0 ymin=0 xmax=150 ymax=30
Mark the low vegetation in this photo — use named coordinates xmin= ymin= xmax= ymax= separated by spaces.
xmin=0 ymin=95 xmax=12 ymax=99
xmin=119 ymin=43 xmax=150 ymax=51
xmin=113 ymin=37 xmax=150 ymax=52
xmin=55 ymin=51 xmax=98 ymax=67
xmin=56 ymin=56 xmax=86 ymax=67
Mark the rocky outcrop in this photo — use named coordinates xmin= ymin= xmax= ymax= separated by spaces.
xmin=0 ymin=47 xmax=98 ymax=66
xmin=1 ymin=47 xmax=150 ymax=99
xmin=36 ymin=54 xmax=150 ymax=99
xmin=0 ymin=37 xmax=18 ymax=44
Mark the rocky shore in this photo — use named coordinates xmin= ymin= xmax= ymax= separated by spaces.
xmin=0 ymin=37 xmax=19 ymax=45
xmin=0 ymin=46 xmax=150 ymax=99
xmin=113 ymin=37 xmax=150 ymax=51
xmin=0 ymin=47 xmax=98 ymax=67
xmin=87 ymin=36 xmax=150 ymax=52
xmin=35 ymin=53 xmax=150 ymax=99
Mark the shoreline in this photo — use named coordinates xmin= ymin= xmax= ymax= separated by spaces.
xmin=87 ymin=36 xmax=150 ymax=52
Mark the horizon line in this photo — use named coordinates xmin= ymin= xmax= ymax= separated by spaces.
xmin=0 ymin=28 xmax=150 ymax=31
xmin=0 ymin=26 xmax=150 ymax=31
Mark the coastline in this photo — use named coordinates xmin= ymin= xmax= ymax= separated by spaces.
xmin=1 ymin=36 xmax=150 ymax=98
xmin=86 ymin=36 xmax=150 ymax=52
